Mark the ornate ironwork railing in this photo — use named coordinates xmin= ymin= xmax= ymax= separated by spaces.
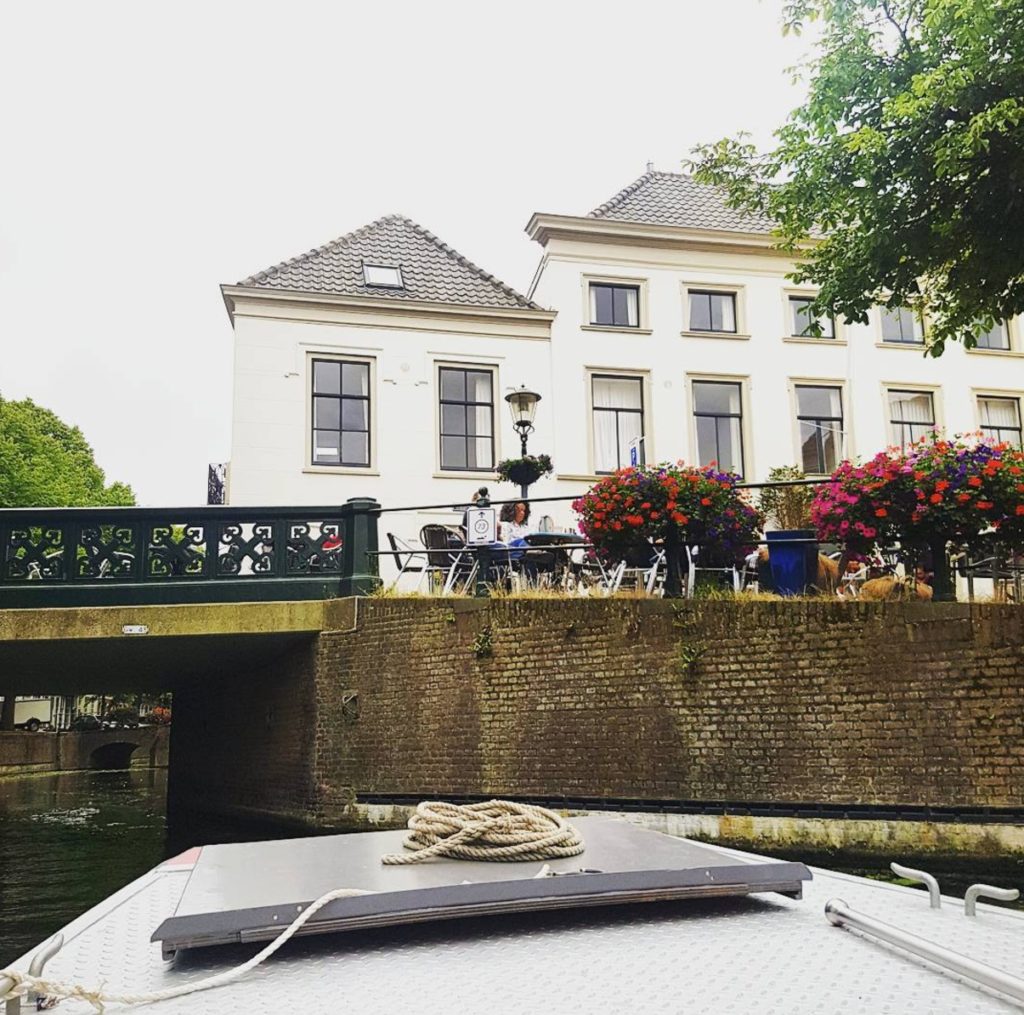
xmin=0 ymin=499 xmax=380 ymax=608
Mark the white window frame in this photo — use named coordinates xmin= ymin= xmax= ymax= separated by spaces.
xmin=974 ymin=390 xmax=1024 ymax=445
xmin=681 ymin=282 xmax=749 ymax=339
xmin=434 ymin=361 xmax=499 ymax=475
xmin=883 ymin=384 xmax=941 ymax=446
xmin=687 ymin=372 xmax=751 ymax=478
xmin=581 ymin=274 xmax=651 ymax=334
xmin=789 ymin=378 xmax=848 ymax=475
xmin=362 ymin=263 xmax=404 ymax=288
xmin=588 ymin=372 xmax=648 ymax=475
xmin=782 ymin=288 xmax=843 ymax=343
xmin=876 ymin=305 xmax=927 ymax=347
xmin=428 ymin=360 xmax=499 ymax=479
xmin=305 ymin=352 xmax=378 ymax=473
xmin=967 ymin=319 xmax=1021 ymax=356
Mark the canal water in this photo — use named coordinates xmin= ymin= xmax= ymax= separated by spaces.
xmin=2 ymin=768 xmax=1023 ymax=968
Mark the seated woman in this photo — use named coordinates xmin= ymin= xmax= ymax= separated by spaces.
xmin=499 ymin=500 xmax=531 ymax=543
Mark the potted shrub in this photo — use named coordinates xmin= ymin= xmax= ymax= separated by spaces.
xmin=572 ymin=462 xmax=762 ymax=595
xmin=760 ymin=465 xmax=819 ymax=595
xmin=811 ymin=433 xmax=1024 ymax=600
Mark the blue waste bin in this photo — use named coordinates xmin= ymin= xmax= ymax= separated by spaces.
xmin=766 ymin=529 xmax=818 ymax=596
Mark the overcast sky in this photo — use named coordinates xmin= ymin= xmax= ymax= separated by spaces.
xmin=1 ymin=1 xmax=812 ymax=505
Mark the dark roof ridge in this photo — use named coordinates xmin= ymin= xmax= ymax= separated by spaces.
xmin=238 ymin=213 xmax=406 ymax=287
xmin=398 ymin=217 xmax=537 ymax=309
xmin=238 ymin=214 xmax=537 ymax=309
xmin=588 ymin=171 xmax=657 ymax=218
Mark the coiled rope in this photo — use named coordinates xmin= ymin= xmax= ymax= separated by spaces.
xmin=380 ymin=799 xmax=585 ymax=864
xmin=0 ymin=800 xmax=584 ymax=1011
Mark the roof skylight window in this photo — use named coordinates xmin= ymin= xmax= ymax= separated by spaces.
xmin=362 ymin=263 xmax=404 ymax=288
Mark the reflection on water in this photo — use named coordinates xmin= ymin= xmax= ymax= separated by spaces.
xmin=0 ymin=768 xmax=169 ymax=967
xmin=2 ymin=770 xmax=1022 ymax=969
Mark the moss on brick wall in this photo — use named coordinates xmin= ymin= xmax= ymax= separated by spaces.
xmin=313 ymin=599 xmax=1024 ymax=821
xmin=169 ymin=599 xmax=1024 ymax=827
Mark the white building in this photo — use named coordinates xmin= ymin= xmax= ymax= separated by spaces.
xmin=224 ymin=169 xmax=1024 ymax=547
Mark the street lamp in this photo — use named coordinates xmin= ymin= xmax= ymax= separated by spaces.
xmin=504 ymin=386 xmax=541 ymax=457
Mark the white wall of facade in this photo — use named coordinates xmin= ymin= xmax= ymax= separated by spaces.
xmin=226 ymin=292 xmax=565 ymax=544
xmin=226 ymin=229 xmax=1024 ymax=556
xmin=530 ymin=232 xmax=1024 ymax=488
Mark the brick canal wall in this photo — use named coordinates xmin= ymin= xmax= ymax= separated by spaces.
xmin=171 ymin=599 xmax=1024 ymax=834
xmin=0 ymin=726 xmax=169 ymax=775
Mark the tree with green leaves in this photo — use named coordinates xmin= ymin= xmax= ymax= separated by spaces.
xmin=690 ymin=0 xmax=1024 ymax=356
xmin=0 ymin=396 xmax=135 ymax=507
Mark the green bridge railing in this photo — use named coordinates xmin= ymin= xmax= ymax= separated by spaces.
xmin=0 ymin=499 xmax=381 ymax=608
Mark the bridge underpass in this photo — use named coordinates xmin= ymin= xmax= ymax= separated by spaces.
xmin=0 ymin=600 xmax=353 ymax=793
xmin=0 ymin=600 xmax=333 ymax=694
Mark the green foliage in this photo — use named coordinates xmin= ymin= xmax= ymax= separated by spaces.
xmin=760 ymin=466 xmax=817 ymax=530
xmin=495 ymin=454 xmax=553 ymax=488
xmin=690 ymin=0 xmax=1024 ymax=356
xmin=472 ymin=624 xmax=494 ymax=658
xmin=0 ymin=397 xmax=135 ymax=507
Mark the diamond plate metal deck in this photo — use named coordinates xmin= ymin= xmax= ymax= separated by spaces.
xmin=10 ymin=832 xmax=1024 ymax=1014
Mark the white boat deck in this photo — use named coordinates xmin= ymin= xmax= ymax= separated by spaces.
xmin=7 ymin=830 xmax=1024 ymax=1014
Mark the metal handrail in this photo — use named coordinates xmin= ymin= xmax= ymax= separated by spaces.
xmin=1 ymin=933 xmax=62 ymax=1013
xmin=825 ymin=898 xmax=1024 ymax=1004
xmin=965 ymin=883 xmax=1020 ymax=916
xmin=890 ymin=862 xmax=942 ymax=909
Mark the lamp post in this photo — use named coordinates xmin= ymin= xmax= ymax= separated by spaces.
xmin=504 ymin=386 xmax=542 ymax=498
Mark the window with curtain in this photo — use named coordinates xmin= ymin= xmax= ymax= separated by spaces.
xmin=978 ymin=396 xmax=1022 ymax=445
xmin=795 ymin=385 xmax=843 ymax=474
xmin=438 ymin=367 xmax=495 ymax=470
xmin=589 ymin=283 xmax=639 ymax=328
xmin=689 ymin=290 xmax=737 ymax=333
xmin=312 ymin=359 xmax=371 ymax=466
xmin=880 ymin=307 xmax=925 ymax=344
xmin=975 ymin=322 xmax=1011 ymax=351
xmin=592 ymin=375 xmax=644 ymax=473
xmin=789 ymin=296 xmax=835 ymax=338
xmin=887 ymin=389 xmax=935 ymax=445
xmin=693 ymin=380 xmax=744 ymax=476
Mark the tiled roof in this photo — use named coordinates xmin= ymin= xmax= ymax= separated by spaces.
xmin=589 ymin=171 xmax=778 ymax=234
xmin=238 ymin=214 xmax=538 ymax=310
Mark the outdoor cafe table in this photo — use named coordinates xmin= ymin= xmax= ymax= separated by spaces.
xmin=520 ymin=531 xmax=590 ymax=586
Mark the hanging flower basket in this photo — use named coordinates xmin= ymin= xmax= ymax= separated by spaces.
xmin=496 ymin=454 xmax=553 ymax=488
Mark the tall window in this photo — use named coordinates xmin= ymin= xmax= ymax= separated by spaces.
xmin=880 ymin=307 xmax=925 ymax=344
xmin=789 ymin=296 xmax=835 ymax=338
xmin=979 ymin=396 xmax=1022 ymax=444
xmin=975 ymin=322 xmax=1011 ymax=351
xmin=689 ymin=291 xmax=737 ymax=333
xmin=589 ymin=283 xmax=639 ymax=328
xmin=592 ymin=375 xmax=644 ymax=473
xmin=693 ymin=380 xmax=744 ymax=475
xmin=888 ymin=389 xmax=935 ymax=445
xmin=312 ymin=359 xmax=370 ymax=466
xmin=795 ymin=385 xmax=843 ymax=474
xmin=439 ymin=367 xmax=494 ymax=471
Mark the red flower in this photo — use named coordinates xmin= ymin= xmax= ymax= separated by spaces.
xmin=1016 ymin=505 xmax=1024 ymax=516
xmin=976 ymin=501 xmax=994 ymax=510
xmin=968 ymin=477 xmax=983 ymax=487
xmin=956 ymin=493 xmax=971 ymax=503
xmin=700 ymin=497 xmax=712 ymax=506
xmin=929 ymin=493 xmax=943 ymax=504
xmin=874 ymin=508 xmax=887 ymax=517
xmin=935 ymin=480 xmax=949 ymax=492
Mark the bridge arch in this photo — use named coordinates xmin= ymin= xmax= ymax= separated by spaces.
xmin=89 ymin=740 xmax=140 ymax=770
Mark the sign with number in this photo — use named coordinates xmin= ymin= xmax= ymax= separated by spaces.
xmin=467 ymin=508 xmax=497 ymax=545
